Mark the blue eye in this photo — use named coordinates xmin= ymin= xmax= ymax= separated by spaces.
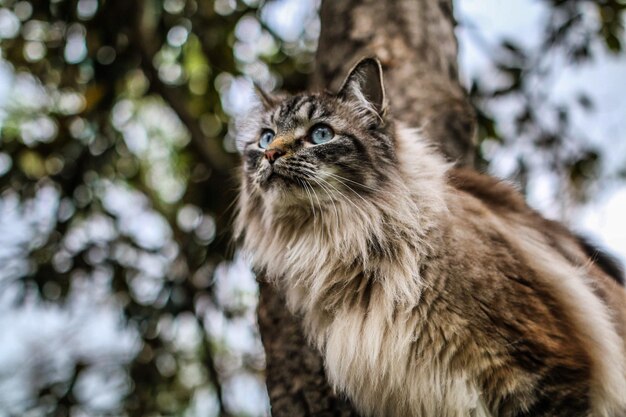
xmin=259 ymin=130 xmax=275 ymax=149
xmin=310 ymin=124 xmax=334 ymax=144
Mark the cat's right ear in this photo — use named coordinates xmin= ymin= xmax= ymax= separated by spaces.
xmin=338 ymin=57 xmax=387 ymax=122
xmin=253 ymin=83 xmax=277 ymax=110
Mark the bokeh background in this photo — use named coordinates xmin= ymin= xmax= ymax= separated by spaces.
xmin=0 ymin=0 xmax=624 ymax=416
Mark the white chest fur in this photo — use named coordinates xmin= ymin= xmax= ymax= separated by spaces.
xmin=298 ymin=295 xmax=483 ymax=417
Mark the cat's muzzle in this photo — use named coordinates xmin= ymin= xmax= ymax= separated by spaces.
xmin=258 ymin=164 xmax=288 ymax=188
xmin=258 ymin=161 xmax=296 ymax=189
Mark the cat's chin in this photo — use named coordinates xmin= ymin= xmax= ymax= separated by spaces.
xmin=263 ymin=190 xmax=313 ymax=215
xmin=259 ymin=177 xmax=317 ymax=212
xmin=258 ymin=164 xmax=303 ymax=190
xmin=259 ymin=171 xmax=298 ymax=190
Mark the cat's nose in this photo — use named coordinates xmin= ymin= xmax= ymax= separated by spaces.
xmin=265 ymin=148 xmax=285 ymax=163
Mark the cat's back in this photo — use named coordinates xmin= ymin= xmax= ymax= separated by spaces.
xmin=447 ymin=167 xmax=625 ymax=298
xmin=437 ymin=167 xmax=626 ymax=416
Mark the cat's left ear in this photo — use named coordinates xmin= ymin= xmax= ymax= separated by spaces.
xmin=338 ymin=57 xmax=387 ymax=121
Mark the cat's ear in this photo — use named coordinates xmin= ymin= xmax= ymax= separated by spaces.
xmin=253 ymin=82 xmax=277 ymax=109
xmin=338 ymin=57 xmax=387 ymax=120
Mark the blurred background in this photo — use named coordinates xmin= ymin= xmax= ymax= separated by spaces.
xmin=0 ymin=0 xmax=624 ymax=416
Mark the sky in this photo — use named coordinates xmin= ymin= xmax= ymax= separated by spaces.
xmin=455 ymin=0 xmax=626 ymax=264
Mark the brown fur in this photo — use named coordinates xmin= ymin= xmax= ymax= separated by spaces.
xmin=236 ymin=59 xmax=626 ymax=417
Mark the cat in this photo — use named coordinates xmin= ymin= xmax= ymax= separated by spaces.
xmin=235 ymin=57 xmax=626 ymax=417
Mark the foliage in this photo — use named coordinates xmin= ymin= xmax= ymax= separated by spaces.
xmin=0 ymin=0 xmax=316 ymax=416
xmin=466 ymin=0 xmax=626 ymax=206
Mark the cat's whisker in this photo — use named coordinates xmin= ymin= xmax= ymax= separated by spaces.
xmin=300 ymin=166 xmax=402 ymax=224
xmin=313 ymin=174 xmax=364 ymax=214
xmin=324 ymin=171 xmax=409 ymax=220
xmin=307 ymin=180 xmax=325 ymax=230
xmin=296 ymin=165 xmax=373 ymax=209
xmin=296 ymin=166 xmax=364 ymax=218
xmin=298 ymin=178 xmax=317 ymax=225
xmin=306 ymin=175 xmax=341 ymax=229
xmin=318 ymin=174 xmax=365 ymax=219
xmin=322 ymin=174 xmax=372 ymax=208
xmin=311 ymin=178 xmax=340 ymax=228
xmin=324 ymin=172 xmax=381 ymax=192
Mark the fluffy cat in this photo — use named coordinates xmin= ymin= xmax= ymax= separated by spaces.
xmin=235 ymin=58 xmax=626 ymax=417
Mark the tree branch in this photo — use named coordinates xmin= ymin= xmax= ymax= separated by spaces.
xmin=133 ymin=0 xmax=235 ymax=174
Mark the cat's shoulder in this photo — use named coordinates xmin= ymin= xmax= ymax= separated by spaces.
xmin=446 ymin=167 xmax=530 ymax=215
xmin=446 ymin=166 xmax=624 ymax=286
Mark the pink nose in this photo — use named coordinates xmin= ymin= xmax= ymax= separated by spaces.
xmin=265 ymin=148 xmax=285 ymax=163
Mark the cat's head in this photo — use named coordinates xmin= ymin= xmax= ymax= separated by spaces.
xmin=237 ymin=58 xmax=398 ymax=212
xmin=236 ymin=57 xmax=449 ymax=277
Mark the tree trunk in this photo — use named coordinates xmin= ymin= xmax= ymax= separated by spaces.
xmin=257 ymin=1 xmax=475 ymax=416
xmin=313 ymin=0 xmax=475 ymax=164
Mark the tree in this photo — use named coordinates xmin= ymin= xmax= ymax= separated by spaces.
xmin=0 ymin=0 xmax=624 ymax=416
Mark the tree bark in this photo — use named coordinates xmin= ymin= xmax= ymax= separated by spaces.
xmin=257 ymin=1 xmax=476 ymax=416
xmin=258 ymin=281 xmax=361 ymax=417
xmin=313 ymin=0 xmax=475 ymax=164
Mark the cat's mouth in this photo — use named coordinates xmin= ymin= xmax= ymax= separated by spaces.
xmin=260 ymin=164 xmax=300 ymax=188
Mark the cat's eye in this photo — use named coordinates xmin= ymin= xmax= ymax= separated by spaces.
xmin=310 ymin=124 xmax=334 ymax=145
xmin=259 ymin=129 xmax=275 ymax=149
